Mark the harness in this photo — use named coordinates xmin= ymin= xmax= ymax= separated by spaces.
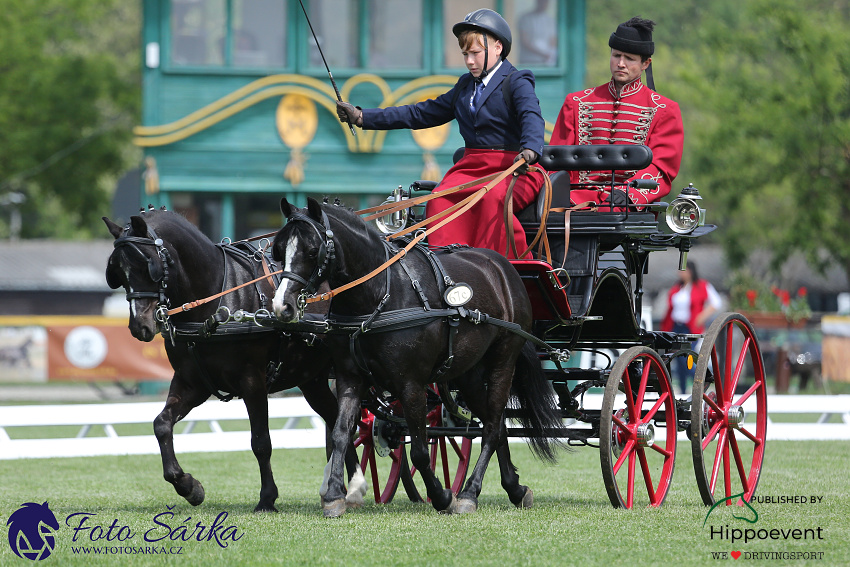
xmin=112 ymin=222 xmax=309 ymax=402
xmin=276 ymin=209 xmax=336 ymax=317
xmin=276 ymin=213 xmax=571 ymax=387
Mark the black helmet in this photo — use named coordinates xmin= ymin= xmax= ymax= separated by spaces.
xmin=452 ymin=9 xmax=512 ymax=59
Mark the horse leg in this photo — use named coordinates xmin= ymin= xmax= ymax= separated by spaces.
xmin=321 ymin=371 xmax=361 ymax=518
xmin=401 ymin=383 xmax=456 ymax=513
xmin=456 ymin=376 xmax=531 ymax=509
xmin=495 ymin=422 xmax=533 ymax=508
xmin=241 ymin=380 xmax=279 ymax=513
xmin=454 ymin=358 xmax=519 ymax=514
xmin=154 ymin=378 xmax=210 ymax=506
xmin=300 ymin=377 xmax=365 ymax=507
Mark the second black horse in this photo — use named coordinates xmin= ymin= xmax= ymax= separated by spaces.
xmin=271 ymin=198 xmax=565 ymax=516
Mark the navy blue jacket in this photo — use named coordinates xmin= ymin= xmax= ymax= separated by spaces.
xmin=361 ymin=60 xmax=545 ymax=155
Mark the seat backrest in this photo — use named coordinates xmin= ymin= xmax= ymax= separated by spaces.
xmin=538 ymin=144 xmax=652 ymax=172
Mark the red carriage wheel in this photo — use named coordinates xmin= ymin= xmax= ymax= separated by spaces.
xmin=401 ymin=388 xmax=473 ymax=502
xmin=691 ymin=313 xmax=767 ymax=506
xmin=352 ymin=408 xmax=404 ymax=504
xmin=600 ymin=346 xmax=677 ymax=508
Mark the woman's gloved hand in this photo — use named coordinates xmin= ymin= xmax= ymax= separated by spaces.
xmin=336 ymin=101 xmax=363 ymax=128
xmin=513 ymin=148 xmax=539 ymax=174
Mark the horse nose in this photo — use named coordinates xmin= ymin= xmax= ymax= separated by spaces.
xmin=273 ymin=300 xmax=298 ymax=322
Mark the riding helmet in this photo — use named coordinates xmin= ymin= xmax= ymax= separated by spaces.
xmin=452 ymin=9 xmax=512 ymax=59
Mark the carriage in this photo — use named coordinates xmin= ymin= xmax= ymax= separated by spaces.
xmin=105 ymin=143 xmax=766 ymax=513
xmin=304 ymin=144 xmax=768 ymax=510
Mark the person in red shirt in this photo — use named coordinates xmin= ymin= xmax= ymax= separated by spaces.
xmin=661 ymin=262 xmax=723 ymax=394
xmin=550 ymin=17 xmax=683 ymax=207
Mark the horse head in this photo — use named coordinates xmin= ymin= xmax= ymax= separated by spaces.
xmin=104 ymin=213 xmax=174 ymax=342
xmin=271 ymin=197 xmax=337 ymax=322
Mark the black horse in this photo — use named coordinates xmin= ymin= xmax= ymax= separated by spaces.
xmin=104 ymin=209 xmax=363 ymax=512
xmin=271 ymin=198 xmax=564 ymax=516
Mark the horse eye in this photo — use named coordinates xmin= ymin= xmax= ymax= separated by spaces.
xmin=307 ymin=249 xmax=319 ymax=260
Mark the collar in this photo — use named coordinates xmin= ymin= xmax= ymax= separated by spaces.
xmin=478 ymin=59 xmax=504 ymax=87
xmin=607 ymin=77 xmax=644 ymax=99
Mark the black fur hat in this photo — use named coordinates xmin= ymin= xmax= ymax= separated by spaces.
xmin=609 ymin=16 xmax=655 ymax=56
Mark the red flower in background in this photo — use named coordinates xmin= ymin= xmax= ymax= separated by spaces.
xmin=746 ymin=289 xmax=757 ymax=307
xmin=798 ymin=287 xmax=808 ymax=297
xmin=780 ymin=290 xmax=791 ymax=306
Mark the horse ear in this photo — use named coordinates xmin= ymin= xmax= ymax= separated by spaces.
xmin=306 ymin=197 xmax=322 ymax=221
xmin=280 ymin=198 xmax=296 ymax=218
xmin=130 ymin=215 xmax=148 ymax=237
xmin=103 ymin=217 xmax=124 ymax=239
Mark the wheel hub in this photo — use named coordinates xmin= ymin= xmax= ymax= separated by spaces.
xmin=727 ymin=404 xmax=745 ymax=429
xmin=636 ymin=423 xmax=655 ymax=447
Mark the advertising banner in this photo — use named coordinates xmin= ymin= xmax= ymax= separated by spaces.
xmin=0 ymin=317 xmax=171 ymax=382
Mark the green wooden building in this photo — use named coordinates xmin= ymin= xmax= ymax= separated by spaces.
xmin=138 ymin=0 xmax=586 ymax=240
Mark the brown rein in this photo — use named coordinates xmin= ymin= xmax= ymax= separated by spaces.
xmin=165 ymin=158 xmax=579 ymax=316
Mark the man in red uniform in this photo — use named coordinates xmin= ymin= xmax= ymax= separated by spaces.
xmin=550 ymin=17 xmax=684 ymax=206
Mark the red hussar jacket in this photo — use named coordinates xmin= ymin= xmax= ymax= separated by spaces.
xmin=550 ymin=78 xmax=684 ymax=206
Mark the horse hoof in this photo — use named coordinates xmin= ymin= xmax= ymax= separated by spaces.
xmin=254 ymin=503 xmax=279 ymax=513
xmin=344 ymin=493 xmax=363 ymax=509
xmin=516 ymin=487 xmax=533 ymax=509
xmin=322 ymin=498 xmax=346 ymax=518
xmin=454 ymin=498 xmax=478 ymax=514
xmin=185 ymin=479 xmax=205 ymax=506
xmin=438 ymin=493 xmax=458 ymax=515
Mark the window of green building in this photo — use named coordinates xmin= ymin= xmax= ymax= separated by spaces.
xmin=306 ymin=0 xmax=423 ymax=71
xmin=170 ymin=0 xmax=287 ymax=68
xmin=232 ymin=0 xmax=287 ymax=68
xmin=171 ymin=0 xmax=226 ymax=66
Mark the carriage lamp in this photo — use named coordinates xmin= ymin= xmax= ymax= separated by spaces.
xmin=375 ymin=185 xmax=409 ymax=236
xmin=665 ymin=184 xmax=706 ymax=234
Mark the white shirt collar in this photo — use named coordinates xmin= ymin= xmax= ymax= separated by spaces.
xmin=480 ymin=59 xmax=504 ymax=87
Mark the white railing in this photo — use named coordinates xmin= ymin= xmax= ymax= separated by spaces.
xmin=0 ymin=397 xmax=326 ymax=460
xmin=1 ymin=394 xmax=847 ymax=460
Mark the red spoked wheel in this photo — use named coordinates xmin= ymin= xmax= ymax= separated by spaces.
xmin=691 ymin=313 xmax=767 ymax=506
xmin=600 ymin=346 xmax=677 ymax=508
xmin=353 ymin=408 xmax=405 ymax=504
xmin=401 ymin=387 xmax=474 ymax=502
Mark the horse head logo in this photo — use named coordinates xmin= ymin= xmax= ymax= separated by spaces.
xmin=6 ymin=502 xmax=60 ymax=561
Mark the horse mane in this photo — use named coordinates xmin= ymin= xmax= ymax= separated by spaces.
xmin=321 ymin=202 xmax=382 ymax=242
xmin=131 ymin=209 xmax=213 ymax=245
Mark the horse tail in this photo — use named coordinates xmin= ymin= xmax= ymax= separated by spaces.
xmin=510 ymin=340 xmax=567 ymax=463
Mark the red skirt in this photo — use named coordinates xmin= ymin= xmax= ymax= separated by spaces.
xmin=425 ymin=149 xmax=544 ymax=258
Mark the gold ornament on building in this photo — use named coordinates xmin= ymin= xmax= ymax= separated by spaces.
xmin=410 ymin=100 xmax=450 ymax=181
xmin=276 ymin=94 xmax=318 ymax=187
xmin=143 ymin=156 xmax=160 ymax=195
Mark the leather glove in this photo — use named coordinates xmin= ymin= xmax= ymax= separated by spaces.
xmin=336 ymin=101 xmax=363 ymax=128
xmin=513 ymin=148 xmax=539 ymax=174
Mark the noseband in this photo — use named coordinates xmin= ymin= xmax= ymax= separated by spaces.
xmin=278 ymin=210 xmax=336 ymax=312
xmin=111 ymin=225 xmax=174 ymax=307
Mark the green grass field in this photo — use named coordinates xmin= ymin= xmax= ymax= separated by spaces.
xmin=0 ymin=440 xmax=846 ymax=566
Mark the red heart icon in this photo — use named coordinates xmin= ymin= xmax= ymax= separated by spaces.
xmin=731 ymin=551 xmax=742 ymax=559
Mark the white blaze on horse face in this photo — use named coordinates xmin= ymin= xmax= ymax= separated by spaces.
xmin=272 ymin=234 xmax=299 ymax=320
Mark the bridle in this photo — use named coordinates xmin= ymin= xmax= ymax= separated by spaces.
xmin=274 ymin=210 xmax=336 ymax=316
xmin=109 ymin=225 xmax=174 ymax=320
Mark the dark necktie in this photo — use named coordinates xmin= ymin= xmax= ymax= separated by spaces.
xmin=470 ymin=81 xmax=484 ymax=113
